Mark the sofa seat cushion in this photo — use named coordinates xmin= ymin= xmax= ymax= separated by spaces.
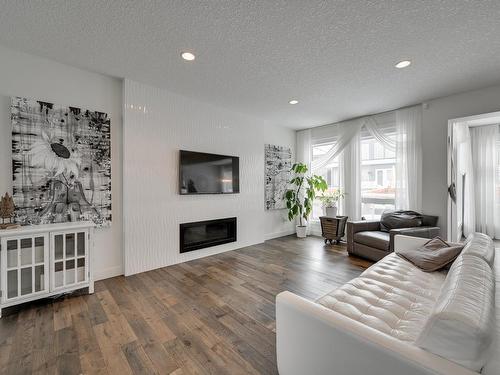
xmin=353 ymin=231 xmax=390 ymax=251
xmin=360 ymin=253 xmax=447 ymax=300
xmin=317 ymin=253 xmax=447 ymax=342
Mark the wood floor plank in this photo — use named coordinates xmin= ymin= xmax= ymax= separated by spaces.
xmin=73 ymin=308 xmax=108 ymax=374
xmin=93 ymin=323 xmax=134 ymax=375
xmin=95 ymin=289 xmax=137 ymax=345
xmin=85 ymin=293 xmax=109 ymax=326
xmin=53 ymin=299 xmax=72 ymax=332
xmin=0 ymin=236 xmax=370 ymax=374
xmin=141 ymin=342 xmax=179 ymax=374
xmin=79 ymin=354 xmax=109 ymax=375
xmin=0 ymin=313 xmax=19 ymax=372
xmin=55 ymin=326 xmax=82 ymax=375
xmin=5 ymin=308 xmax=35 ymax=375
xmin=163 ymin=337 xmax=206 ymax=375
xmin=122 ymin=341 xmax=157 ymax=375
xmin=31 ymin=305 xmax=57 ymax=375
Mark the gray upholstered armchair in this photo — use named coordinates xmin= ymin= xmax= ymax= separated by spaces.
xmin=346 ymin=212 xmax=440 ymax=262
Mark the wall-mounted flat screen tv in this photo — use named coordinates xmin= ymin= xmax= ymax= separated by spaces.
xmin=179 ymin=150 xmax=240 ymax=194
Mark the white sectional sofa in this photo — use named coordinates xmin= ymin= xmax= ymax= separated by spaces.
xmin=276 ymin=233 xmax=499 ymax=375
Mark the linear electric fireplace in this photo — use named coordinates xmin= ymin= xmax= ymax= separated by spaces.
xmin=180 ymin=217 xmax=237 ymax=253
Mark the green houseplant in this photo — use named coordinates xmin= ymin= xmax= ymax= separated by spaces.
xmin=319 ymin=189 xmax=345 ymax=217
xmin=284 ymin=163 xmax=327 ymax=238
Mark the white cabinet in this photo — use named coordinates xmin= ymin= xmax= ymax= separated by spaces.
xmin=0 ymin=222 xmax=94 ymax=317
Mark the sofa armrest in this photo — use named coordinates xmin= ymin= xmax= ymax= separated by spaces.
xmin=347 ymin=220 xmax=380 ymax=253
xmin=276 ymin=291 xmax=477 ymax=375
xmin=389 ymin=226 xmax=440 ymax=251
xmin=348 ymin=220 xmax=381 ymax=233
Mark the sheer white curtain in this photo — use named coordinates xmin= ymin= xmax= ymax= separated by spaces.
xmin=343 ymin=133 xmax=361 ymax=220
xmin=310 ymin=118 xmax=364 ymax=171
xmin=308 ymin=118 xmax=364 ymax=219
xmin=454 ymin=123 xmax=475 ymax=237
xmin=363 ymin=107 xmax=422 ymax=211
xmin=295 ymin=105 xmax=422 ymax=221
xmin=364 ymin=116 xmax=396 ymax=152
xmin=296 ymin=129 xmax=311 ymax=170
xmin=470 ymin=124 xmax=500 ymax=239
xmin=395 ymin=106 xmax=422 ymax=211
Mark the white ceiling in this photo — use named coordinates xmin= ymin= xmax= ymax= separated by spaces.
xmin=1 ymin=1 xmax=500 ymax=129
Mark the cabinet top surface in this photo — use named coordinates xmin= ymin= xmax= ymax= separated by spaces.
xmin=0 ymin=221 xmax=95 ymax=237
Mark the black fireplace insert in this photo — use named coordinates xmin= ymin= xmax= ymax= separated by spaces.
xmin=180 ymin=217 xmax=237 ymax=253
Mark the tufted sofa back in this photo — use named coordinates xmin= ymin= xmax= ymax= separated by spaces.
xmin=416 ymin=233 xmax=497 ymax=373
xmin=463 ymin=232 xmax=495 ymax=266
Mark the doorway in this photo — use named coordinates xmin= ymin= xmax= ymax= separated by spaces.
xmin=447 ymin=112 xmax=500 ymax=241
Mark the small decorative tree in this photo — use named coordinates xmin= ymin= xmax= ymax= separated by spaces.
xmin=284 ymin=163 xmax=327 ymax=236
xmin=0 ymin=192 xmax=16 ymax=229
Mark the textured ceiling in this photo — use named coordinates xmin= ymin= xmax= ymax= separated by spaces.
xmin=0 ymin=1 xmax=500 ymax=129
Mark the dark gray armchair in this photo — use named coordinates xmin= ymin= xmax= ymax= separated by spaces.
xmin=346 ymin=212 xmax=440 ymax=262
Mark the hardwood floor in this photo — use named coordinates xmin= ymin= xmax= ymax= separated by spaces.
xmin=0 ymin=235 xmax=371 ymax=375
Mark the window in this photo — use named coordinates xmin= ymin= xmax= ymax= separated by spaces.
xmin=360 ymin=134 xmax=396 ymax=220
xmin=300 ymin=108 xmax=421 ymax=222
xmin=311 ymin=143 xmax=342 ymax=220
xmin=311 ymin=133 xmax=396 ymax=221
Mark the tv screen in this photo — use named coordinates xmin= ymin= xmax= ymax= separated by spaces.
xmin=179 ymin=150 xmax=240 ymax=194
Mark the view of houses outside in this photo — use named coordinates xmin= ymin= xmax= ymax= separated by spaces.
xmin=360 ymin=135 xmax=396 ymax=219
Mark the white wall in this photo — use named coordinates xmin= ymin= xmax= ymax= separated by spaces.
xmin=123 ymin=79 xmax=295 ymax=275
xmin=0 ymin=45 xmax=123 ymax=280
xmin=422 ymin=85 xmax=500 ymax=237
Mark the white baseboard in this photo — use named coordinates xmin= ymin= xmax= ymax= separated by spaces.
xmin=94 ymin=265 xmax=123 ymax=281
xmin=264 ymin=229 xmax=296 ymax=241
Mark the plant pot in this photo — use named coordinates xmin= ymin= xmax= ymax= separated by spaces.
xmin=325 ymin=206 xmax=338 ymax=217
xmin=296 ymin=225 xmax=307 ymax=238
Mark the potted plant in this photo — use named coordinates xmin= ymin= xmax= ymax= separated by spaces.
xmin=284 ymin=163 xmax=327 ymax=238
xmin=319 ymin=189 xmax=345 ymax=217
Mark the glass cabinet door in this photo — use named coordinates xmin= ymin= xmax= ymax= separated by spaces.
xmin=52 ymin=231 xmax=87 ymax=290
xmin=3 ymin=235 xmax=47 ymax=302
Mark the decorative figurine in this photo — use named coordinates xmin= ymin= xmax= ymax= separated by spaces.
xmin=0 ymin=193 xmax=19 ymax=229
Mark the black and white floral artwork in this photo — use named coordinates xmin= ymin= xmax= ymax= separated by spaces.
xmin=11 ymin=97 xmax=112 ymax=226
xmin=265 ymin=144 xmax=292 ymax=210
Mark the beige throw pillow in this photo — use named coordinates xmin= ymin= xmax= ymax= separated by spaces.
xmin=396 ymin=237 xmax=463 ymax=272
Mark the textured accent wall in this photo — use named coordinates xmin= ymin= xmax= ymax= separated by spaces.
xmin=123 ymin=79 xmax=295 ymax=275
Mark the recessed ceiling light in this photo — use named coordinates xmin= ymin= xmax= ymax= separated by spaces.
xmin=395 ymin=60 xmax=411 ymax=69
xmin=289 ymin=99 xmax=299 ymax=105
xmin=181 ymin=52 xmax=195 ymax=61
